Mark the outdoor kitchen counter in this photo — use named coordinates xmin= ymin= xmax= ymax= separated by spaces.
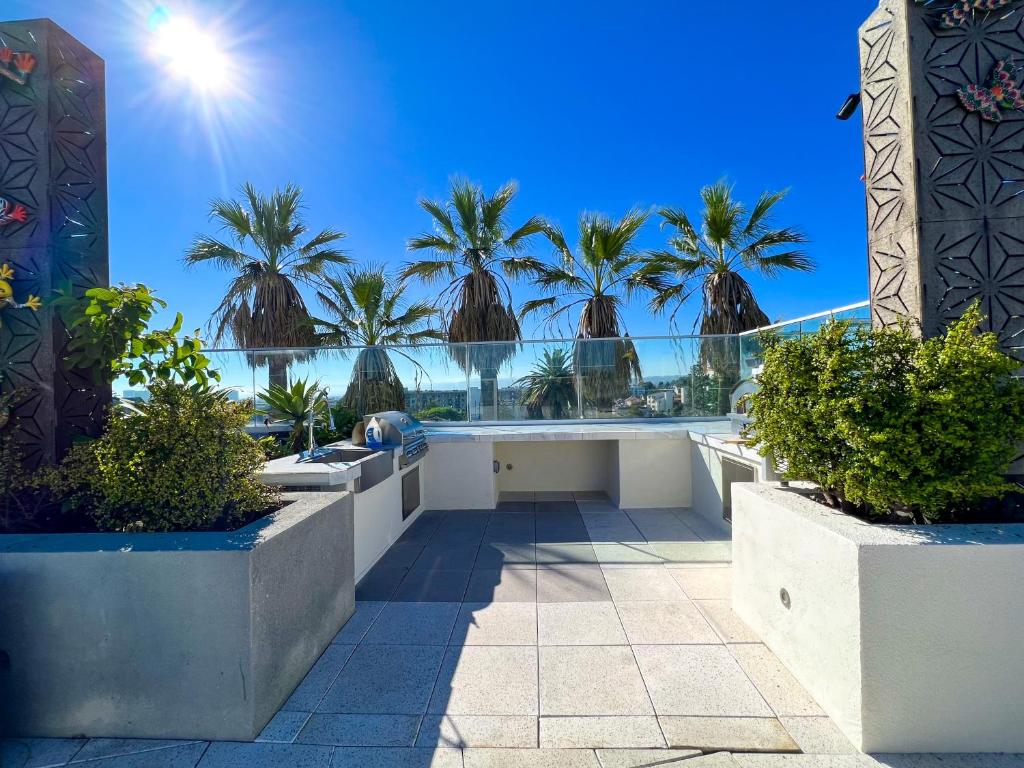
xmin=422 ymin=420 xmax=732 ymax=443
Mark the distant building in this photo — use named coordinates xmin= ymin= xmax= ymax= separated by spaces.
xmin=646 ymin=389 xmax=677 ymax=414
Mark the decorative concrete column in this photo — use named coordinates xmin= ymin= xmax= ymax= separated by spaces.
xmin=0 ymin=18 xmax=109 ymax=466
xmin=861 ymin=0 xmax=1024 ymax=359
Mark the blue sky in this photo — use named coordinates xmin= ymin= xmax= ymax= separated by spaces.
xmin=9 ymin=0 xmax=876 ymax=342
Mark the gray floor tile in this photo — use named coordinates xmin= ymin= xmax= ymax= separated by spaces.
xmin=500 ymin=492 xmax=536 ymax=502
xmin=463 ymin=748 xmax=601 ymax=768
xmin=394 ymin=570 xmax=473 ymax=602
xmin=601 ymin=569 xmax=687 ymax=602
xmin=416 ymin=715 xmax=538 ymax=748
xmin=581 ymin=512 xmax=645 ymax=543
xmin=574 ymin=491 xmax=610 ymax=501
xmin=669 ymin=567 xmax=733 ymax=600
xmin=731 ymin=756 xmax=877 ymax=767
xmin=356 ymin=566 xmax=408 ymax=601
xmin=576 ymin=500 xmax=620 ymax=514
xmin=673 ymin=511 xmax=731 ymax=542
xmin=465 ymin=568 xmax=538 ymax=602
xmin=318 ymin=645 xmax=446 ymax=714
xmin=658 ymin=716 xmax=798 ymax=752
xmin=72 ymin=741 xmax=196 ymax=764
xmin=76 ymin=744 xmax=208 ymax=768
xmin=593 ymin=749 xmax=704 ymax=768
xmin=428 ymin=646 xmax=539 ymax=715
xmin=2 ymin=739 xmax=87 ymax=768
xmin=633 ymin=645 xmax=773 ymax=717
xmin=377 ymin=543 xmax=427 ymax=570
xmin=475 ymin=542 xmax=537 ymax=569
xmin=496 ymin=501 xmax=535 ymax=514
xmin=537 ymin=602 xmax=627 ymax=645
xmin=695 ymin=600 xmax=760 ymax=643
xmin=537 ymin=564 xmax=610 ymax=602
xmin=296 ymin=714 xmax=421 ymax=747
xmin=361 ymin=602 xmax=460 ymax=646
xmin=535 ymin=491 xmax=575 ymax=501
xmin=257 ymin=711 xmax=310 ymax=743
xmin=198 ymin=742 xmax=330 ymax=768
xmin=539 ymin=716 xmax=665 ymax=748
xmin=331 ymin=748 xmax=463 ymax=768
xmin=399 ymin=515 xmax=444 ymax=545
xmin=282 ymin=645 xmax=357 ymax=711
xmin=535 ymin=513 xmax=589 ymax=541
xmin=730 ymin=644 xmax=824 ymax=717
xmin=534 ymin=500 xmax=579 ymax=514
xmin=625 ymin=510 xmax=702 ymax=542
xmin=652 ymin=542 xmax=732 ymax=564
xmin=779 ymin=717 xmax=858 ymax=754
xmin=333 ymin=602 xmax=388 ymax=645
xmin=451 ymin=602 xmax=538 ymax=646
xmin=615 ymin=601 xmax=721 ymax=645
xmin=412 ymin=545 xmax=481 ymax=571
xmin=592 ymin=543 xmax=665 ymax=565
xmin=539 ymin=646 xmax=654 ymax=716
xmin=483 ymin=517 xmax=536 ymax=543
xmin=534 ymin=543 xmax=599 ymax=565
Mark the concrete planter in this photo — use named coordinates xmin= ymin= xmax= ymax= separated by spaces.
xmin=0 ymin=491 xmax=355 ymax=741
xmin=732 ymin=483 xmax=1024 ymax=753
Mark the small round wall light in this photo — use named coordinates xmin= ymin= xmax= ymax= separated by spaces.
xmin=779 ymin=587 xmax=792 ymax=609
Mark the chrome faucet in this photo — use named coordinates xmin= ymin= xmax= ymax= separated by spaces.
xmin=302 ymin=386 xmax=335 ymax=460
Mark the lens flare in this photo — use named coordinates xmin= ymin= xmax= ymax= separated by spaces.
xmin=148 ymin=9 xmax=231 ymax=92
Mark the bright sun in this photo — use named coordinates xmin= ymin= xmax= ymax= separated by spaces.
xmin=149 ymin=13 xmax=230 ymax=92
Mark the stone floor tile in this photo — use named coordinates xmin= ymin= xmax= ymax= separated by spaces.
xmin=198 ymin=742 xmax=331 ymax=768
xmin=356 ymin=566 xmax=408 ymax=601
xmin=615 ymin=601 xmax=721 ymax=645
xmin=331 ymin=748 xmax=464 ymax=768
xmin=361 ymin=602 xmax=460 ymax=646
xmin=539 ymin=716 xmax=666 ymax=748
xmin=496 ymin=501 xmax=535 ymax=514
xmin=465 ymin=568 xmax=538 ymax=603
xmin=376 ymin=543 xmax=427 ymax=570
xmin=576 ymin=500 xmax=620 ymax=514
xmin=581 ymin=512 xmax=645 ymax=543
xmin=539 ymin=646 xmax=654 ymax=716
xmin=866 ymin=756 xmax=1024 ymax=767
xmin=672 ymin=511 xmax=731 ymax=542
xmin=1 ymin=739 xmax=87 ymax=768
xmin=295 ymin=714 xmax=421 ymax=747
xmin=624 ymin=510 xmax=702 ymax=543
xmin=318 ymin=645 xmax=445 ymax=714
xmin=394 ymin=570 xmax=473 ymax=602
xmin=537 ymin=602 xmax=627 ymax=645
xmin=72 ymin=741 xmax=198 ymax=764
xmin=601 ymin=569 xmax=687 ymax=602
xmin=451 ymin=602 xmax=538 ymax=646
xmin=593 ymin=749 xmax=704 ymax=768
xmin=412 ymin=545 xmax=481 ymax=572
xmin=729 ymin=644 xmax=824 ymax=717
xmin=416 ymin=715 xmax=538 ymax=748
xmin=651 ymin=542 xmax=732 ymax=565
xmin=75 ymin=743 xmax=209 ymax=768
xmin=333 ymin=601 xmax=387 ymax=645
xmin=475 ymin=542 xmax=537 ymax=569
xmin=592 ymin=543 xmax=665 ymax=565
xmin=535 ymin=491 xmax=575 ymax=501
xmin=669 ymin=568 xmax=733 ymax=600
xmin=731 ymin=757 xmax=877 ymax=768
xmin=535 ymin=543 xmax=599 ymax=564
xmin=399 ymin=515 xmax=444 ymax=545
xmin=575 ymin=490 xmax=610 ymax=501
xmin=669 ymin=755 xmax=741 ymax=767
xmin=658 ymin=716 xmax=798 ymax=752
xmin=695 ymin=600 xmax=760 ymax=643
xmin=779 ymin=717 xmax=857 ymax=755
xmin=282 ymin=644 xmax=357 ymax=711
xmin=535 ymin=517 xmax=589 ymax=543
xmin=483 ymin=517 xmax=536 ymax=544
xmin=463 ymin=748 xmax=601 ymax=768
xmin=257 ymin=711 xmax=311 ymax=743
xmin=500 ymin=491 xmax=536 ymax=502
xmin=534 ymin=500 xmax=580 ymax=514
xmin=536 ymin=565 xmax=610 ymax=602
xmin=633 ymin=645 xmax=773 ymax=717
xmin=428 ymin=646 xmax=539 ymax=715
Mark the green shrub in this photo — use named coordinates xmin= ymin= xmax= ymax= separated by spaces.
xmin=414 ymin=405 xmax=466 ymax=422
xmin=747 ymin=303 xmax=1024 ymax=523
xmin=55 ymin=381 xmax=277 ymax=532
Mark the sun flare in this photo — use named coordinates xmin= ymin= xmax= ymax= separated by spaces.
xmin=149 ymin=11 xmax=231 ymax=92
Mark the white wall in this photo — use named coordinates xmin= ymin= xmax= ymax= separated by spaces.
xmin=733 ymin=483 xmax=1024 ymax=753
xmin=495 ymin=441 xmax=613 ymax=495
xmin=422 ymin=443 xmax=496 ymax=510
xmin=615 ymin=439 xmax=692 ymax=509
xmin=353 ymin=454 xmax=419 ymax=581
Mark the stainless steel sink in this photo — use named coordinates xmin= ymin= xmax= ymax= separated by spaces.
xmin=309 ymin=446 xmax=381 ymax=464
xmin=309 ymin=445 xmax=394 ymax=492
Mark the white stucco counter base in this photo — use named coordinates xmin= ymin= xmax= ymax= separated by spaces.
xmin=731 ymin=483 xmax=1024 ymax=753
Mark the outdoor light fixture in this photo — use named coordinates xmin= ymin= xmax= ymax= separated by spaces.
xmin=836 ymin=93 xmax=862 ymax=121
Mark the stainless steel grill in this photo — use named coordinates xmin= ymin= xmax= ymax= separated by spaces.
xmin=364 ymin=411 xmax=429 ymax=466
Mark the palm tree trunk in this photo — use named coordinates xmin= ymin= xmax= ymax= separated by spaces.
xmin=269 ymin=357 xmax=288 ymax=390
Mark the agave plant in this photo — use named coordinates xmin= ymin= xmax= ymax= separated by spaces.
xmin=403 ymin=178 xmax=545 ymax=416
xmin=184 ymin=183 xmax=349 ymax=389
xmin=313 ymin=267 xmax=444 ymax=417
xmin=524 ymin=210 xmax=648 ymax=411
xmin=515 ymin=348 xmax=576 ymax=420
xmin=258 ymin=378 xmax=328 ymax=455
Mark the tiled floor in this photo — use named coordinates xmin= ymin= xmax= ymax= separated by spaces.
xmin=6 ymin=496 xmax=1023 ymax=767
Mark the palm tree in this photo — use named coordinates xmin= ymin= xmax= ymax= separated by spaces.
xmin=258 ymin=378 xmax=327 ymax=455
xmin=313 ymin=267 xmax=444 ymax=417
xmin=403 ymin=178 xmax=545 ymax=418
xmin=523 ymin=210 xmax=648 ymax=411
xmin=515 ymin=348 xmax=576 ymax=420
xmin=184 ymin=183 xmax=349 ymax=389
xmin=640 ymin=181 xmax=811 ymax=413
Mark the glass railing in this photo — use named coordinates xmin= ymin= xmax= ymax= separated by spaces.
xmin=112 ymin=303 xmax=870 ymax=425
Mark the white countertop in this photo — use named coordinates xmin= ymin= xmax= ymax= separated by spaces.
xmin=422 ymin=420 xmax=735 ymax=443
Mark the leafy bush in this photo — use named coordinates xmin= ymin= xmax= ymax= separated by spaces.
xmin=54 ymin=283 xmax=219 ymax=388
xmin=54 ymin=381 xmax=277 ymax=532
xmin=415 ymin=405 xmax=466 ymax=422
xmin=747 ymin=303 xmax=1024 ymax=523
